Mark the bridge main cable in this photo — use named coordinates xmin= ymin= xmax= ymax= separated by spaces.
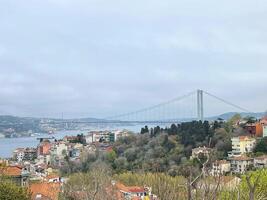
xmin=203 ymin=90 xmax=251 ymax=113
xmin=105 ymin=90 xmax=197 ymax=120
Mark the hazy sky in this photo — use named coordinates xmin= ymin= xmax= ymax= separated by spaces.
xmin=0 ymin=0 xmax=267 ymax=118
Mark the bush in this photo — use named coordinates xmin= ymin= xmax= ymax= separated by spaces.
xmin=0 ymin=181 xmax=31 ymax=200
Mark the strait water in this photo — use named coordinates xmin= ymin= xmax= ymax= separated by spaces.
xmin=0 ymin=125 xmax=145 ymax=158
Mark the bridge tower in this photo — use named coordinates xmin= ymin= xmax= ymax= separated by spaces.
xmin=197 ymin=89 xmax=204 ymax=121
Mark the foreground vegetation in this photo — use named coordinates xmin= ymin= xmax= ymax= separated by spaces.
xmin=60 ymin=164 xmax=267 ymax=200
xmin=61 ymin=120 xmax=233 ymax=176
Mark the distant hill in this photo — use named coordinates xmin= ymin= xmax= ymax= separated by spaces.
xmin=0 ymin=112 xmax=266 ymax=135
xmin=208 ymin=112 xmax=266 ymax=121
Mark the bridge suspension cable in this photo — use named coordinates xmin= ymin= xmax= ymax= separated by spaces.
xmin=203 ymin=90 xmax=251 ymax=113
xmin=105 ymin=90 xmax=197 ymax=121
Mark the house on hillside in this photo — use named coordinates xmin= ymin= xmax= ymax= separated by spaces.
xmin=0 ymin=165 xmax=29 ymax=186
xmin=228 ymin=136 xmax=256 ymax=157
xmin=244 ymin=122 xmax=263 ymax=137
xmin=30 ymin=182 xmax=60 ymax=200
xmin=191 ymin=146 xmax=212 ymax=159
xmin=37 ymin=141 xmax=52 ymax=156
xmin=211 ymin=160 xmax=231 ymax=176
xmin=261 ymin=117 xmax=267 ymax=137
xmin=113 ymin=182 xmax=158 ymax=200
xmin=254 ymin=155 xmax=267 ymax=169
xmin=229 ymin=155 xmax=253 ymax=174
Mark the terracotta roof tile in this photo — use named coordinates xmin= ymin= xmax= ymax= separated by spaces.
xmin=30 ymin=182 xmax=60 ymax=200
xmin=0 ymin=166 xmax=22 ymax=176
xmin=230 ymin=156 xmax=253 ymax=161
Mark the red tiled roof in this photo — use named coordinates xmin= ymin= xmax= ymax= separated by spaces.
xmin=214 ymin=160 xmax=229 ymax=165
xmin=239 ymin=136 xmax=251 ymax=141
xmin=30 ymin=182 xmax=60 ymax=200
xmin=0 ymin=166 xmax=22 ymax=176
xmin=116 ymin=182 xmax=145 ymax=193
xmin=255 ymin=155 xmax=267 ymax=160
xmin=230 ymin=156 xmax=253 ymax=161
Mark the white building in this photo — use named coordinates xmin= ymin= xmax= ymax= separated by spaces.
xmin=113 ymin=130 xmax=130 ymax=141
xmin=254 ymin=155 xmax=267 ymax=169
xmin=211 ymin=160 xmax=231 ymax=176
xmin=228 ymin=136 xmax=256 ymax=157
xmin=85 ymin=131 xmax=111 ymax=143
xmin=191 ymin=146 xmax=211 ymax=159
xmin=85 ymin=130 xmax=129 ymax=144
xmin=263 ymin=125 xmax=267 ymax=138
xmin=229 ymin=156 xmax=253 ymax=174
xmin=13 ymin=148 xmax=25 ymax=162
xmin=51 ymin=142 xmax=68 ymax=159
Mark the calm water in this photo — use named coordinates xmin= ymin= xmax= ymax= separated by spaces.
xmin=0 ymin=125 xmax=144 ymax=158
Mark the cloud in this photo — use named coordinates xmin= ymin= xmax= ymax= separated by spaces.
xmin=0 ymin=0 xmax=266 ymax=118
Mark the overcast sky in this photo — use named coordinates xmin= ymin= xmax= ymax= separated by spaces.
xmin=0 ymin=0 xmax=267 ymax=118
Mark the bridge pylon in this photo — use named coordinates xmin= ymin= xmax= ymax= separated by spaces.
xmin=197 ymin=89 xmax=204 ymax=121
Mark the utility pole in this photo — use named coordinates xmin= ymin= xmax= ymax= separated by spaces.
xmin=197 ymin=89 xmax=204 ymax=121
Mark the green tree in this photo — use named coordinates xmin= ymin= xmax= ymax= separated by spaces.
xmin=106 ymin=150 xmax=117 ymax=163
xmin=254 ymin=137 xmax=267 ymax=153
xmin=0 ymin=181 xmax=31 ymax=200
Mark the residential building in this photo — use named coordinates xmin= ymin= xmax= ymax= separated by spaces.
xmin=13 ymin=147 xmax=37 ymax=162
xmin=263 ymin=125 xmax=267 ymax=137
xmin=191 ymin=146 xmax=211 ymax=159
xmin=244 ymin=122 xmax=263 ymax=137
xmin=211 ymin=160 xmax=231 ymax=176
xmin=254 ymin=155 xmax=267 ymax=169
xmin=36 ymin=154 xmax=51 ymax=165
xmin=13 ymin=148 xmax=25 ymax=162
xmin=24 ymin=148 xmax=37 ymax=161
xmin=112 ymin=130 xmax=130 ymax=142
xmin=0 ymin=165 xmax=29 ymax=186
xmin=260 ymin=116 xmax=267 ymax=125
xmin=86 ymin=131 xmax=111 ymax=143
xmin=67 ymin=143 xmax=83 ymax=159
xmin=229 ymin=155 xmax=253 ymax=174
xmin=50 ymin=142 xmax=68 ymax=159
xmin=85 ymin=130 xmax=130 ymax=144
xmin=228 ymin=136 xmax=256 ymax=157
xmin=30 ymin=182 xmax=60 ymax=200
xmin=114 ymin=182 xmax=157 ymax=200
xmin=261 ymin=117 xmax=267 ymax=137
xmin=37 ymin=141 xmax=52 ymax=156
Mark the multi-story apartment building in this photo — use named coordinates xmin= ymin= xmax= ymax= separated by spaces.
xmin=50 ymin=142 xmax=68 ymax=159
xmin=229 ymin=155 xmax=253 ymax=174
xmin=23 ymin=148 xmax=37 ymax=161
xmin=13 ymin=148 xmax=25 ymax=162
xmin=228 ymin=136 xmax=256 ymax=157
xmin=85 ymin=131 xmax=111 ymax=143
xmin=261 ymin=117 xmax=267 ymax=137
xmin=85 ymin=130 xmax=130 ymax=144
xmin=263 ymin=125 xmax=267 ymax=138
xmin=37 ymin=141 xmax=52 ymax=156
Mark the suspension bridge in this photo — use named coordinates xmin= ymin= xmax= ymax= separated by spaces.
xmin=40 ymin=89 xmax=250 ymax=125
xmin=103 ymin=89 xmax=250 ymax=123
